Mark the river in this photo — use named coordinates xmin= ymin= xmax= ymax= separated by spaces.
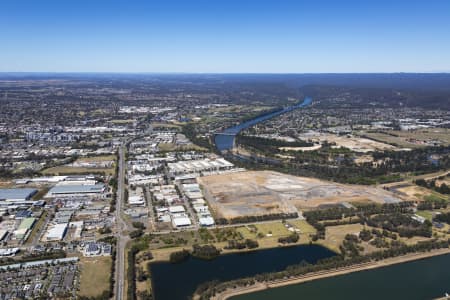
xmin=149 ymin=244 xmax=334 ymax=300
xmin=214 ymin=97 xmax=312 ymax=152
xmin=232 ymin=253 xmax=450 ymax=300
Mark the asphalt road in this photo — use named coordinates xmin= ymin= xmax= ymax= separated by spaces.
xmin=114 ymin=144 xmax=130 ymax=300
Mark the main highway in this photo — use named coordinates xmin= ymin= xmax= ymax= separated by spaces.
xmin=114 ymin=144 xmax=131 ymax=300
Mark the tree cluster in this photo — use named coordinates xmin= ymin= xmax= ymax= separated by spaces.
xmin=278 ymin=233 xmax=300 ymax=244
xmin=224 ymin=239 xmax=259 ymax=250
xmin=215 ymin=212 xmax=298 ymax=225
xmin=192 ymin=244 xmax=221 ymax=260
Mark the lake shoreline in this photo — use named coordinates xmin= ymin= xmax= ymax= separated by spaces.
xmin=149 ymin=244 xmax=335 ymax=300
xmin=148 ymin=238 xmax=338 ymax=263
xmin=210 ymin=248 xmax=450 ymax=300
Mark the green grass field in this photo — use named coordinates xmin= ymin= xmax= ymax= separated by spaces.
xmin=41 ymin=155 xmax=116 ymax=175
xmin=416 ymin=210 xmax=433 ymax=221
xmin=288 ymin=219 xmax=317 ymax=234
xmin=78 ymin=256 xmax=112 ymax=298
xmin=41 ymin=166 xmax=115 ymax=175
xmin=235 ymin=221 xmax=291 ymax=239
xmin=24 ymin=211 xmax=47 ymax=245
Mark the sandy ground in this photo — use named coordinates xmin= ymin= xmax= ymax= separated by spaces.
xmin=354 ymin=155 xmax=374 ymax=164
xmin=279 ymin=144 xmax=322 ymax=152
xmin=395 ymin=185 xmax=434 ymax=201
xmin=0 ymin=181 xmax=13 ymax=188
xmin=211 ymin=248 xmax=450 ymax=300
xmin=436 ymin=178 xmax=450 ymax=187
xmin=198 ymin=171 xmax=402 ymax=219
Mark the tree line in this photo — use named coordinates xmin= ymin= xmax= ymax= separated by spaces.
xmin=231 ymin=143 xmax=450 ymax=185
xmin=415 ymin=178 xmax=450 ymax=194
xmin=195 ymin=238 xmax=450 ymax=300
xmin=215 ymin=212 xmax=298 ymax=225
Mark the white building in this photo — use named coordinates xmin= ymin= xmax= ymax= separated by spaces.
xmin=199 ymin=216 xmax=215 ymax=227
xmin=169 ymin=205 xmax=185 ymax=214
xmin=45 ymin=223 xmax=68 ymax=241
xmin=128 ymin=195 xmax=145 ymax=206
xmin=172 ymin=214 xmax=192 ymax=227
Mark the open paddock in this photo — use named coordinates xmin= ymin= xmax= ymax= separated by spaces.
xmin=41 ymin=165 xmax=115 ymax=175
xmin=41 ymin=155 xmax=116 ymax=175
xmin=360 ymin=128 xmax=450 ymax=148
xmin=78 ymin=256 xmax=112 ymax=298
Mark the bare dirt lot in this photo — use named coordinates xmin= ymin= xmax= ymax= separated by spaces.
xmin=199 ymin=171 xmax=402 ymax=219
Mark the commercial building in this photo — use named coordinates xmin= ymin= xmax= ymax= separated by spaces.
xmin=168 ymin=158 xmax=234 ymax=176
xmin=82 ymin=242 xmax=111 ymax=257
xmin=14 ymin=217 xmax=36 ymax=240
xmin=14 ymin=210 xmax=33 ymax=219
xmin=0 ymin=248 xmax=19 ymax=257
xmin=128 ymin=187 xmax=145 ymax=206
xmin=199 ymin=216 xmax=215 ymax=227
xmin=45 ymin=223 xmax=68 ymax=241
xmin=128 ymin=196 xmax=145 ymax=206
xmin=169 ymin=205 xmax=185 ymax=214
xmin=171 ymin=213 xmax=192 ymax=227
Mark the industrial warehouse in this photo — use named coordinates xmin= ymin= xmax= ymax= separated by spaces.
xmin=46 ymin=184 xmax=106 ymax=198
xmin=0 ymin=188 xmax=38 ymax=206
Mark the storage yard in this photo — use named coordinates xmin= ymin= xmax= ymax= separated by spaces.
xmin=199 ymin=171 xmax=403 ymax=219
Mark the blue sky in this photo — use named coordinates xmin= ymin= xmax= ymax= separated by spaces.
xmin=1 ymin=0 xmax=449 ymax=73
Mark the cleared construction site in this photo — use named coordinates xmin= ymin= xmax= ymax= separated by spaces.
xmin=198 ymin=171 xmax=402 ymax=220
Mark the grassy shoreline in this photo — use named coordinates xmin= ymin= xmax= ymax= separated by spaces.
xmin=147 ymin=238 xmax=332 ymax=264
xmin=210 ymin=248 xmax=450 ymax=300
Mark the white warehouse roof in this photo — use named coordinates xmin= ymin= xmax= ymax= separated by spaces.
xmin=128 ymin=196 xmax=145 ymax=205
xmin=45 ymin=223 xmax=68 ymax=241
xmin=169 ymin=205 xmax=185 ymax=213
xmin=199 ymin=216 xmax=215 ymax=226
xmin=172 ymin=217 xmax=191 ymax=227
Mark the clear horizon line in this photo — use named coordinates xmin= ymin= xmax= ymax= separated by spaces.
xmin=0 ymin=71 xmax=450 ymax=75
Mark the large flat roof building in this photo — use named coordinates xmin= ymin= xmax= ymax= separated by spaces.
xmin=199 ymin=216 xmax=215 ymax=227
xmin=14 ymin=217 xmax=36 ymax=240
xmin=0 ymin=188 xmax=37 ymax=202
xmin=172 ymin=216 xmax=192 ymax=227
xmin=46 ymin=184 xmax=105 ymax=198
xmin=45 ymin=223 xmax=68 ymax=241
